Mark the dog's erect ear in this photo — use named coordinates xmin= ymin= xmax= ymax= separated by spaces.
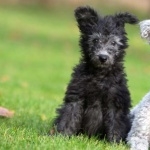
xmin=75 ymin=6 xmax=99 ymax=33
xmin=115 ymin=12 xmax=139 ymax=26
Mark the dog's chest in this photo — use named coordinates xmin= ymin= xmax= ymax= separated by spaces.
xmin=84 ymin=74 xmax=119 ymax=100
xmin=86 ymin=75 xmax=116 ymax=90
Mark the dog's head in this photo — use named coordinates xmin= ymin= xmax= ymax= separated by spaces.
xmin=75 ymin=6 xmax=138 ymax=68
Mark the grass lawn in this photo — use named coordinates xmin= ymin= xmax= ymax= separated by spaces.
xmin=0 ymin=5 xmax=150 ymax=150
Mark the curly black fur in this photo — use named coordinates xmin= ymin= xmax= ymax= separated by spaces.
xmin=52 ymin=6 xmax=138 ymax=142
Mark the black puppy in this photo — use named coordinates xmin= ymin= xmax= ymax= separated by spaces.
xmin=53 ymin=6 xmax=138 ymax=142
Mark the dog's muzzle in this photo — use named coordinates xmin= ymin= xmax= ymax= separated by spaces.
xmin=99 ymin=54 xmax=108 ymax=63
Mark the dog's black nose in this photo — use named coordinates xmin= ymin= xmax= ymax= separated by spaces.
xmin=99 ymin=54 xmax=108 ymax=63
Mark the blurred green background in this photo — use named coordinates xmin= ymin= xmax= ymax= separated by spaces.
xmin=0 ymin=0 xmax=150 ymax=149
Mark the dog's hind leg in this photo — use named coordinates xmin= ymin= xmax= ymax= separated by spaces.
xmin=53 ymin=101 xmax=83 ymax=136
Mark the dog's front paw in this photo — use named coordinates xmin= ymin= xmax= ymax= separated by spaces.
xmin=107 ymin=131 xmax=123 ymax=143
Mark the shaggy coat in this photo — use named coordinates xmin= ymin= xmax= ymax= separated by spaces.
xmin=127 ymin=92 xmax=150 ymax=150
xmin=53 ymin=6 xmax=138 ymax=142
xmin=127 ymin=20 xmax=150 ymax=150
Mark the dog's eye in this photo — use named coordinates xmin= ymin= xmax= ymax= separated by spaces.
xmin=111 ymin=41 xmax=116 ymax=46
xmin=93 ymin=39 xmax=99 ymax=44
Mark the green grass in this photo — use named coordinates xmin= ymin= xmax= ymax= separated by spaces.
xmin=0 ymin=5 xmax=150 ymax=150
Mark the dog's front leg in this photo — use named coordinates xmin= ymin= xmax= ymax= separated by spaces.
xmin=53 ymin=100 xmax=83 ymax=136
xmin=82 ymin=102 xmax=103 ymax=137
xmin=104 ymin=106 xmax=130 ymax=143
